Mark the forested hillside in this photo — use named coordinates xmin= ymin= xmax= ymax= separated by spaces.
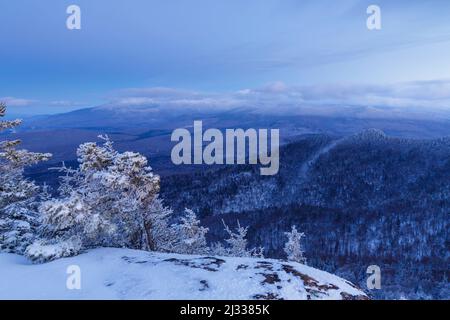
xmin=162 ymin=130 xmax=450 ymax=299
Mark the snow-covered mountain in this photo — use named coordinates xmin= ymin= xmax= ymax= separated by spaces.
xmin=0 ymin=248 xmax=367 ymax=300
xmin=161 ymin=131 xmax=450 ymax=299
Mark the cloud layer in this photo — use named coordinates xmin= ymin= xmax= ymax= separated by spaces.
xmin=4 ymin=80 xmax=450 ymax=120
xmin=100 ymin=80 xmax=450 ymax=120
xmin=0 ymin=97 xmax=35 ymax=107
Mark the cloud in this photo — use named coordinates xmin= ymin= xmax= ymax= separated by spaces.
xmin=98 ymin=79 xmax=450 ymax=120
xmin=0 ymin=97 xmax=88 ymax=115
xmin=49 ymin=100 xmax=85 ymax=107
xmin=296 ymin=80 xmax=450 ymax=110
xmin=105 ymin=87 xmax=242 ymax=110
xmin=236 ymin=80 xmax=450 ymax=111
xmin=0 ymin=97 xmax=36 ymax=107
xmin=6 ymin=79 xmax=450 ymax=120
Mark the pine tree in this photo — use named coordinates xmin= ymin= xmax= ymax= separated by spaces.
xmin=0 ymin=103 xmax=51 ymax=254
xmin=32 ymin=135 xmax=171 ymax=261
xmin=171 ymin=208 xmax=209 ymax=255
xmin=223 ymin=220 xmax=250 ymax=257
xmin=284 ymin=225 xmax=306 ymax=264
xmin=212 ymin=220 xmax=264 ymax=258
xmin=143 ymin=197 xmax=176 ymax=252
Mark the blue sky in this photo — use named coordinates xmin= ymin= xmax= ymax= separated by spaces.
xmin=1 ymin=0 xmax=450 ymax=115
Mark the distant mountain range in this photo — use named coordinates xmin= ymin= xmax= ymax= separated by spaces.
xmin=9 ymin=103 xmax=450 ymax=178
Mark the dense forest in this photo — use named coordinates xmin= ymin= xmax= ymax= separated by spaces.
xmin=162 ymin=130 xmax=449 ymax=299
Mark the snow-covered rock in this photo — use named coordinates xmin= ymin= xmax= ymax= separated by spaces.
xmin=0 ymin=248 xmax=368 ymax=300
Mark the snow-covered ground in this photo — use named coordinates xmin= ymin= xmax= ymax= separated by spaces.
xmin=0 ymin=248 xmax=368 ymax=300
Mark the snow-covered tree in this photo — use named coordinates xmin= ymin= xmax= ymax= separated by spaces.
xmin=284 ymin=225 xmax=306 ymax=264
xmin=31 ymin=135 xmax=172 ymax=261
xmin=25 ymin=236 xmax=82 ymax=264
xmin=209 ymin=242 xmax=228 ymax=256
xmin=211 ymin=220 xmax=264 ymax=258
xmin=223 ymin=220 xmax=249 ymax=257
xmin=144 ymin=197 xmax=176 ymax=252
xmin=0 ymin=103 xmax=51 ymax=254
xmin=171 ymin=208 xmax=209 ymax=255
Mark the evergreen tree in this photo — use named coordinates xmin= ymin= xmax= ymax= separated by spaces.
xmin=171 ymin=208 xmax=208 ymax=255
xmin=284 ymin=225 xmax=306 ymax=264
xmin=32 ymin=135 xmax=170 ymax=261
xmin=223 ymin=220 xmax=250 ymax=257
xmin=212 ymin=220 xmax=264 ymax=258
xmin=0 ymin=103 xmax=51 ymax=254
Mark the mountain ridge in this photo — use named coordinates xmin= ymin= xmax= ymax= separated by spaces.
xmin=161 ymin=130 xmax=450 ymax=299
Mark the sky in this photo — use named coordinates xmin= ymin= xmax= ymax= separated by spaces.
xmin=1 ymin=0 xmax=450 ymax=115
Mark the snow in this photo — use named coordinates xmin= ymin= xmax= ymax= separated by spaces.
xmin=0 ymin=247 xmax=367 ymax=300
